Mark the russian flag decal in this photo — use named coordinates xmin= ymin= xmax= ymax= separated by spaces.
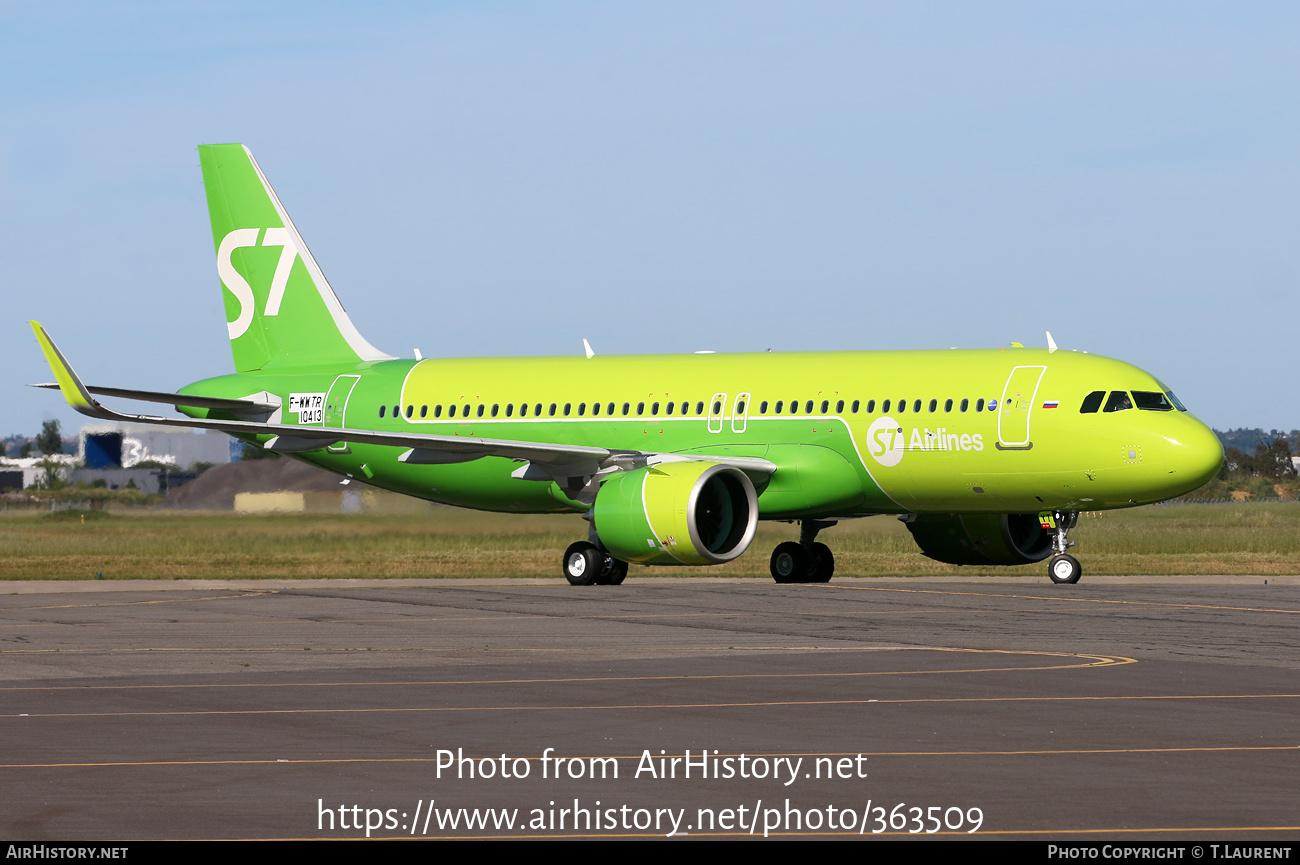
xmin=1042 ymin=400 xmax=1060 ymax=409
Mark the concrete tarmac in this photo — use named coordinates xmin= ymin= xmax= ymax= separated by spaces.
xmin=1 ymin=576 xmax=1297 ymax=840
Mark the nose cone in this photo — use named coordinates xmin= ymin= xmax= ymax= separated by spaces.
xmin=1161 ymin=418 xmax=1223 ymax=497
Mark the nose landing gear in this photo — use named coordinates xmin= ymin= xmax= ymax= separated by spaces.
xmin=1042 ymin=510 xmax=1082 ymax=584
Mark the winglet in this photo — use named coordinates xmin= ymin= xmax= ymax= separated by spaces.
xmin=1046 ymin=331 xmax=1058 ymax=353
xmin=583 ymin=338 xmax=595 ymax=359
xmin=29 ymin=321 xmax=105 ymax=416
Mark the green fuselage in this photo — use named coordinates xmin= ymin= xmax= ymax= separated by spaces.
xmin=181 ymin=346 xmax=1224 ymax=519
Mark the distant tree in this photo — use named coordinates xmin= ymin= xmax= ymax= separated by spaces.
xmin=1263 ymin=439 xmax=1297 ymax=479
xmin=19 ymin=441 xmax=33 ymax=459
xmin=28 ymin=458 xmax=66 ymax=490
xmin=36 ymin=419 xmax=63 ymax=456
xmin=1223 ymin=440 xmax=1297 ymax=480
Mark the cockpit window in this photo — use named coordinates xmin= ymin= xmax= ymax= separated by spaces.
xmin=1103 ymin=391 xmax=1133 ymax=412
xmin=1164 ymin=390 xmax=1187 ymax=412
xmin=1079 ymin=391 xmax=1104 ymax=414
xmin=1132 ymin=391 xmax=1174 ymax=411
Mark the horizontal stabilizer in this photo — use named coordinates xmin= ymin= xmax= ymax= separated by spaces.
xmin=30 ymin=383 xmax=277 ymax=417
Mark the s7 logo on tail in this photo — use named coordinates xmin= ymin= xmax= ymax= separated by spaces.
xmin=218 ymin=227 xmax=300 ymax=339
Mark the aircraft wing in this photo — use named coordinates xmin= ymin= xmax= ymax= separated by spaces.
xmin=29 ymin=322 xmax=776 ymax=492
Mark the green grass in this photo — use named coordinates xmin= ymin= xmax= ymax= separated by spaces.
xmin=1 ymin=503 xmax=1298 ymax=580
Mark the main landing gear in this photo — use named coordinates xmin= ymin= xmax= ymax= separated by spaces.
xmin=770 ymin=520 xmax=837 ymax=584
xmin=563 ymin=541 xmax=628 ymax=586
xmin=1043 ymin=510 xmax=1082 ymax=584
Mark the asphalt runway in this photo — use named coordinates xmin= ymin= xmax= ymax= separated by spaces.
xmin=1 ymin=576 xmax=1297 ymax=841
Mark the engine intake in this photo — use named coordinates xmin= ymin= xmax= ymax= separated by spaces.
xmin=594 ymin=461 xmax=758 ymax=565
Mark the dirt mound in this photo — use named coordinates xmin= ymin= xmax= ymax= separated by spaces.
xmin=159 ymin=458 xmax=347 ymax=510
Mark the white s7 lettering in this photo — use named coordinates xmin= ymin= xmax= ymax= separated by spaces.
xmin=218 ymin=227 xmax=300 ymax=340
xmin=218 ymin=228 xmax=260 ymax=339
xmin=260 ymin=227 xmax=298 ymax=317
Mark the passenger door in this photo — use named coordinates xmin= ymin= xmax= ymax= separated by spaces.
xmin=322 ymin=374 xmax=361 ymax=453
xmin=997 ymin=365 xmax=1046 ymax=449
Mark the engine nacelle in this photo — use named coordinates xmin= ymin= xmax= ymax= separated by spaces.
xmin=904 ymin=513 xmax=1052 ymax=566
xmin=593 ymin=461 xmax=759 ymax=566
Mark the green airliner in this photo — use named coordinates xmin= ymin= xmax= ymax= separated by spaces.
xmin=31 ymin=144 xmax=1224 ymax=586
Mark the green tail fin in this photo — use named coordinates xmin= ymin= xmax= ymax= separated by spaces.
xmin=198 ymin=144 xmax=393 ymax=372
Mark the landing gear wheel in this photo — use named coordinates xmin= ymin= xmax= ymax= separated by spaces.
xmin=1048 ymin=554 xmax=1082 ymax=585
xmin=563 ymin=541 xmax=602 ymax=586
xmin=808 ymin=542 xmax=835 ymax=583
xmin=596 ymin=555 xmax=629 ymax=586
xmin=771 ymin=542 xmax=808 ymax=584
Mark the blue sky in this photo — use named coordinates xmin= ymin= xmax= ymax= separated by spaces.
xmin=2 ymin=1 xmax=1296 ymax=437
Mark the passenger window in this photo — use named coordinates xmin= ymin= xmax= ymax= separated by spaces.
xmin=713 ymin=400 xmax=722 ymax=414
xmin=578 ymin=403 xmax=586 ymax=416
xmin=475 ymin=404 xmax=484 ymax=418
xmin=535 ymin=404 xmax=543 ymax=416
xmin=448 ymin=405 xmax=456 ymax=418
xmin=548 ymin=403 xmax=557 ymax=417
xmin=898 ymin=400 xmax=906 ymax=414
xmin=851 ymin=400 xmax=859 ymax=413
xmin=960 ymin=399 xmax=968 ymax=413
xmin=821 ymin=400 xmax=829 ymax=413
xmin=609 ymin=403 xmax=616 ymax=415
xmin=1103 ymin=391 xmax=1133 ymax=413
xmin=696 ymin=401 xmax=705 ymax=415
xmin=564 ymin=403 xmax=571 ymax=416
xmin=1132 ymin=391 xmax=1174 ymax=411
xmin=928 ymin=399 xmax=937 ymax=413
xmin=505 ymin=404 xmax=513 ymax=417
xmin=622 ymin=403 xmax=630 ymax=416
xmin=914 ymin=399 xmax=922 ymax=412
xmin=735 ymin=400 xmax=744 ymax=414
xmin=379 ymin=405 xmax=386 ymax=418
xmin=491 ymin=404 xmax=499 ymax=417
xmin=393 ymin=405 xmax=400 ymax=417
xmin=975 ymin=398 xmax=984 ymax=412
xmin=434 ymin=405 xmax=443 ymax=418
xmin=775 ymin=400 xmax=784 ymax=413
xmin=420 ymin=405 xmax=428 ymax=418
xmin=1079 ymin=391 xmax=1105 ymax=414
xmin=882 ymin=399 xmax=890 ymax=412
xmin=637 ymin=402 xmax=645 ymax=416
xmin=791 ymin=401 xmax=799 ymax=415
xmin=805 ymin=400 xmax=814 ymax=414
xmin=666 ymin=401 xmax=674 ymax=414
xmin=463 ymin=404 xmax=470 ymax=417
xmin=759 ymin=401 xmax=768 ymax=414
xmin=590 ymin=402 xmax=599 ymax=416
xmin=944 ymin=399 xmax=952 ymax=413
xmin=651 ymin=402 xmax=660 ymax=415
xmin=519 ymin=404 xmax=527 ymax=417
